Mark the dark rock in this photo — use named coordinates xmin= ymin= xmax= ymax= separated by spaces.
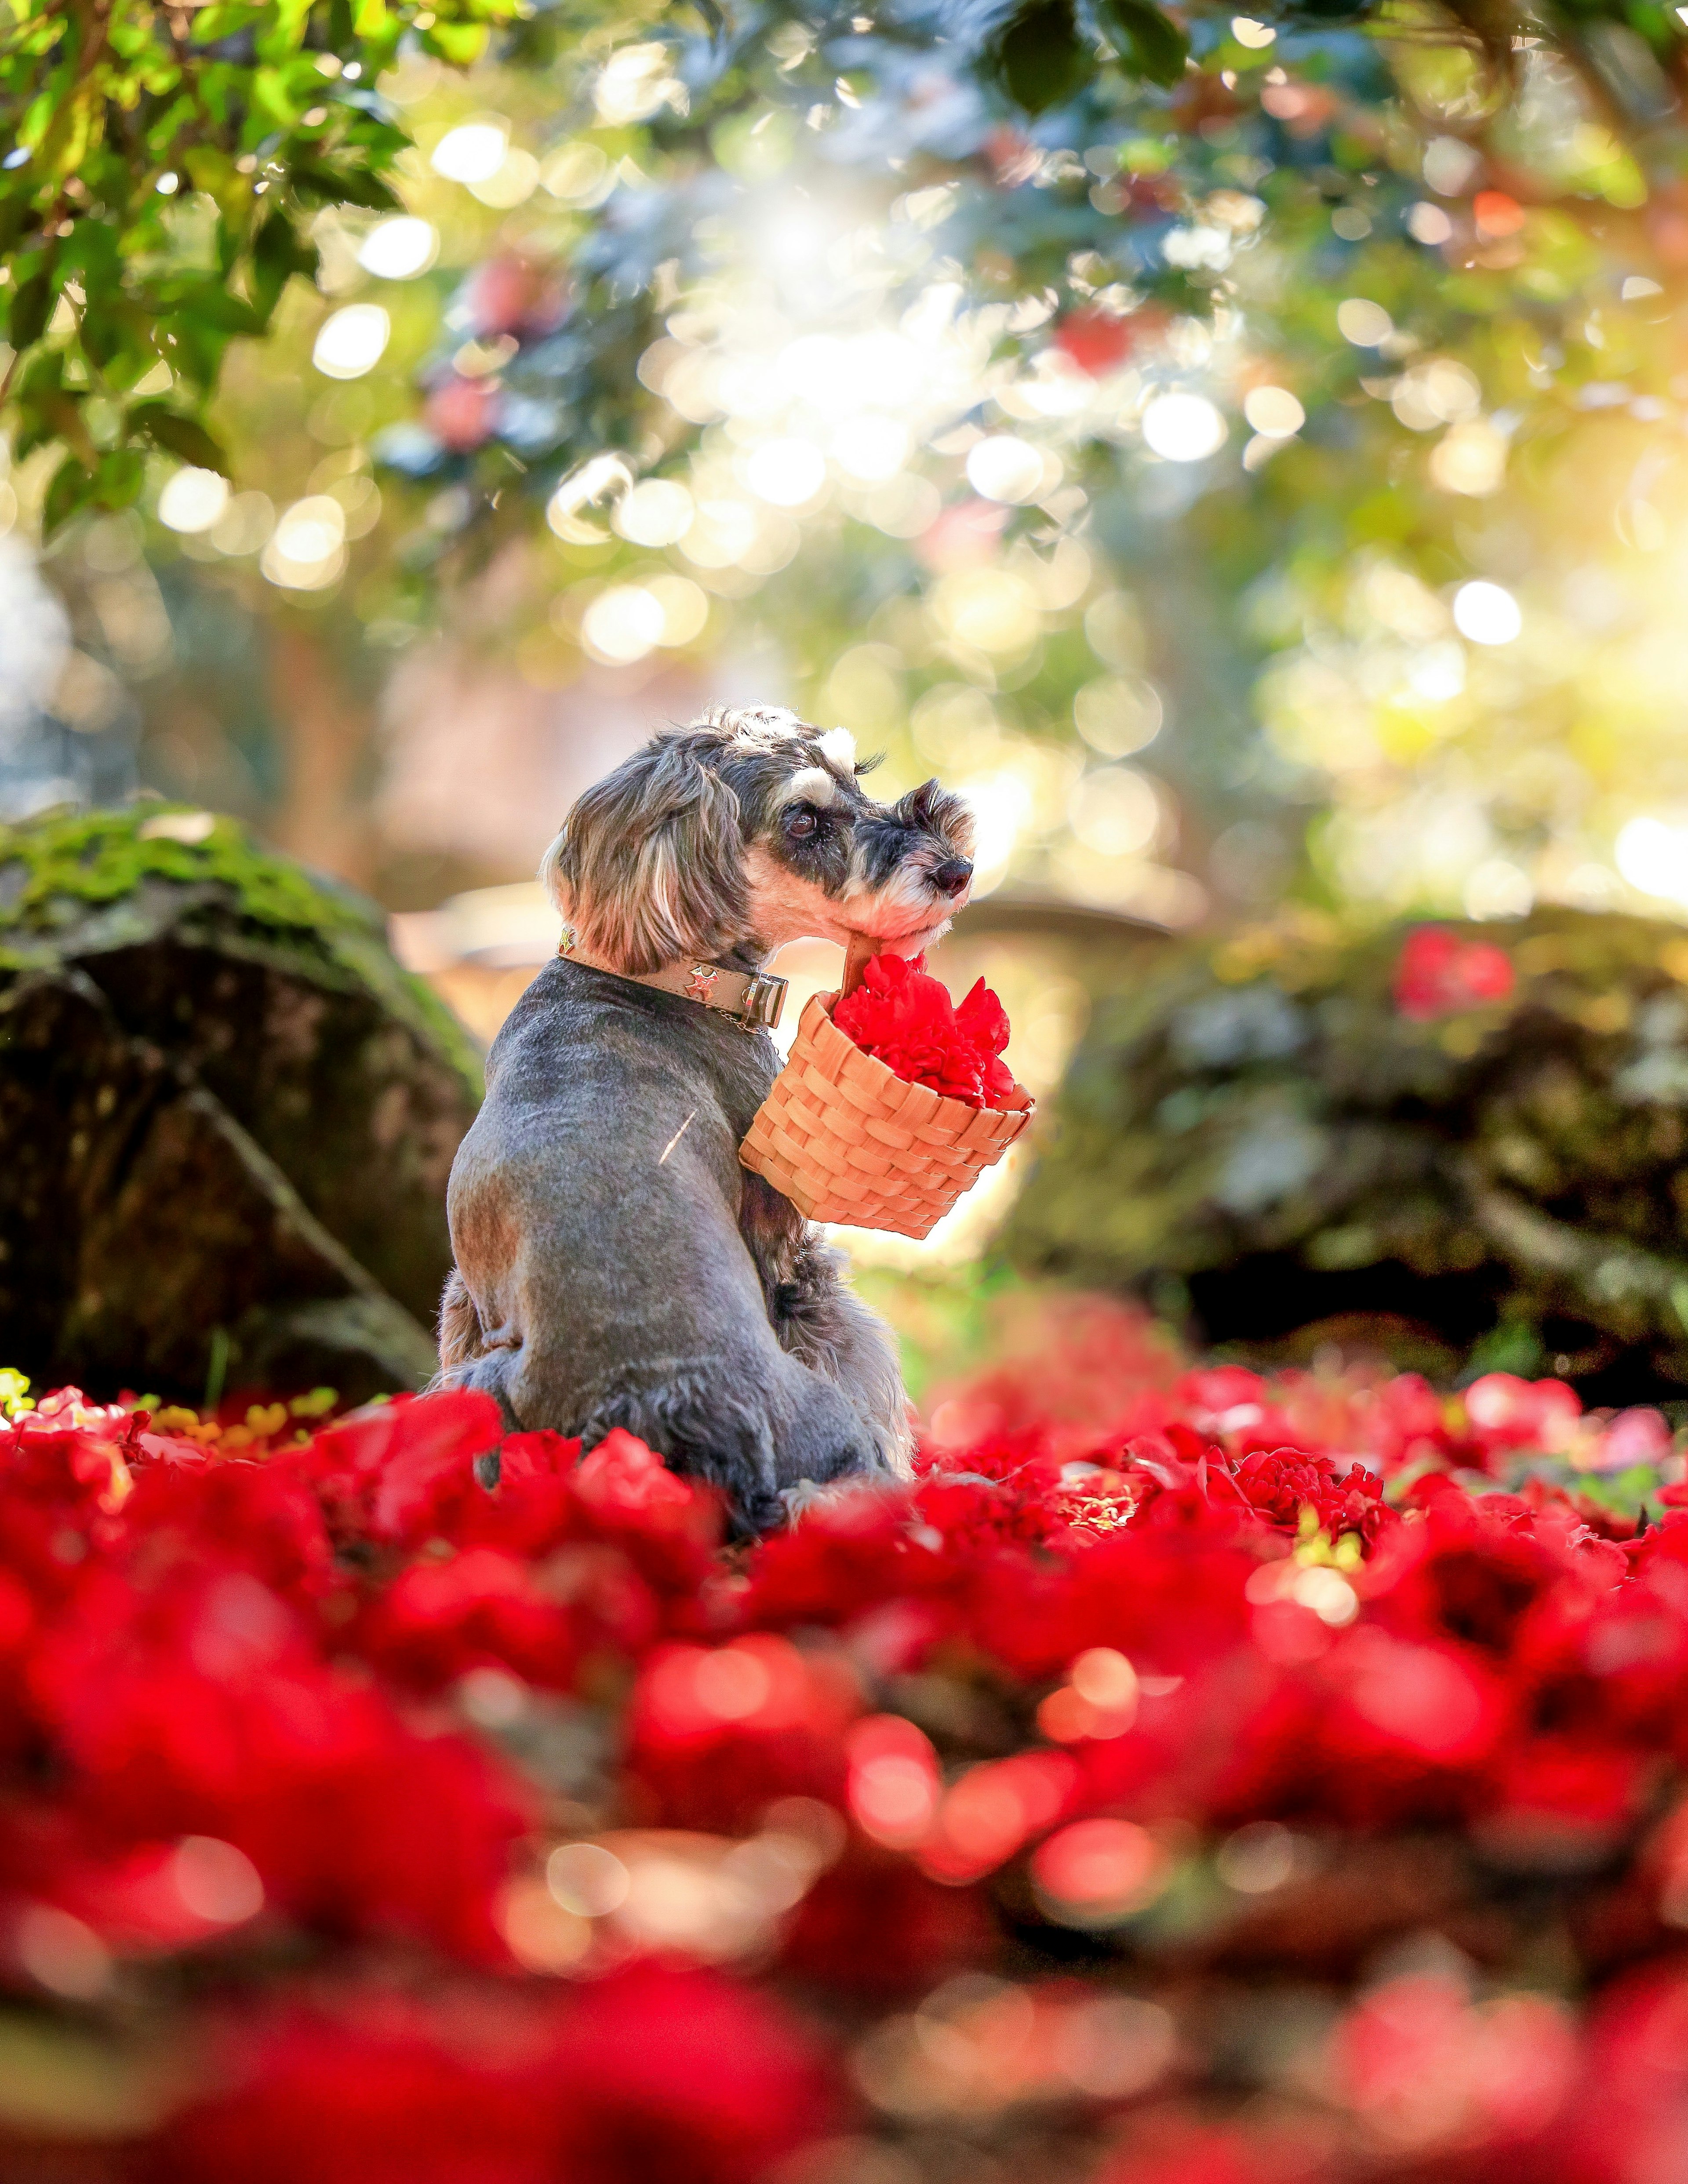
xmin=1006 ymin=907 xmax=1688 ymax=1402
xmin=0 ymin=807 xmax=480 ymax=1403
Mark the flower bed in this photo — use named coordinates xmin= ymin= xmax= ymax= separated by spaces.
xmin=3 ymin=1311 xmax=1688 ymax=2182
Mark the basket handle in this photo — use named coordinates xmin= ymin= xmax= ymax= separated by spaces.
xmin=840 ymin=932 xmax=878 ymax=999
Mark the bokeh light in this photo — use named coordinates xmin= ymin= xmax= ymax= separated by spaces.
xmin=1067 ymin=766 xmax=1161 ymax=857
xmin=1141 ymin=392 xmax=1225 ymax=462
xmin=429 ymin=119 xmax=509 ymax=183
xmin=1452 ymin=580 xmax=1522 ymax=646
xmin=848 ymin=1715 xmax=941 ymax=1850
xmin=745 ymin=438 xmax=827 ymax=508
xmin=172 ymin=1835 xmax=264 ymax=1924
xmin=613 ymin=479 xmax=695 ymax=547
xmin=1243 ymin=385 xmax=1306 ymax=438
xmin=1074 ymin=676 xmax=1163 ymax=757
xmin=593 ymin=42 xmax=681 ymax=125
xmin=546 ymin=1841 xmax=631 ymax=1917
xmin=965 ymin=435 xmax=1046 ymax=504
xmin=1615 ymin=816 xmax=1688 ymax=907
xmin=358 ymin=217 xmax=438 ymax=280
xmin=157 ymin=467 xmax=229 ymax=535
xmin=580 ymin=585 xmax=668 ymax=665
xmin=261 ymin=496 xmax=348 ymax=590
xmin=1337 ymin=298 xmax=1394 ymax=346
xmin=1030 ymin=1818 xmax=1167 ymax=1927
xmin=1430 ymin=420 xmax=1508 ymax=497
xmin=312 ymin=304 xmax=390 ymax=381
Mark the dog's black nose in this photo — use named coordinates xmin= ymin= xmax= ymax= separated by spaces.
xmin=931 ymin=858 xmax=973 ymax=897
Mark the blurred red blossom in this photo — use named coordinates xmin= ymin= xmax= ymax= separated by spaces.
xmin=0 ymin=1295 xmax=1684 ymax=2180
xmin=1393 ymin=923 xmax=1518 ymax=1019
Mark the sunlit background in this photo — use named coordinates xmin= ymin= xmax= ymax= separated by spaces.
xmin=11 ymin=0 xmax=1688 ymax=1270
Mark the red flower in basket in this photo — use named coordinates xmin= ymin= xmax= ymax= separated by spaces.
xmin=832 ymin=953 xmax=1018 ymax=1111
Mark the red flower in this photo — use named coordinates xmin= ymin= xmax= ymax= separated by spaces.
xmin=7 ymin=1264 xmax=1688 ymax=2182
xmin=1329 ymin=1971 xmax=1577 ymax=2155
xmin=1306 ymin=1624 xmax=1509 ymax=1820
xmin=32 ymin=1559 xmax=531 ymax=1960
xmin=550 ymin=1961 xmax=844 ymax=2183
xmin=623 ymin=1632 xmax=859 ymax=1832
xmin=459 ymin=253 xmax=570 ymax=342
xmin=424 ymin=374 xmax=503 ymax=454
xmin=1053 ymin=307 xmax=1136 ymax=376
xmin=833 ymin=952 xmax=1018 ymax=1110
xmin=150 ymin=1985 xmax=575 ymax=2184
xmin=779 ymin=1842 xmax=995 ymax=1998
xmin=1392 ymin=923 xmax=1517 ymax=1019
xmin=359 ymin=1545 xmax=579 ymax=1693
xmin=298 ymin=1389 xmax=502 ymax=1550
xmin=166 ymin=1970 xmax=838 ymax=2184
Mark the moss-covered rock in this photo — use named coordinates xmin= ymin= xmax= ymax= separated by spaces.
xmin=1006 ymin=907 xmax=1688 ymax=1401
xmin=0 ymin=806 xmax=480 ymax=1402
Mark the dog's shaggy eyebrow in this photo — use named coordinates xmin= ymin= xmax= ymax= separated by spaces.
xmin=785 ymin=765 xmax=837 ymax=806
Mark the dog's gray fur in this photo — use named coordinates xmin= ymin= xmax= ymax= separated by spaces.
xmin=436 ymin=705 xmax=976 ymax=1534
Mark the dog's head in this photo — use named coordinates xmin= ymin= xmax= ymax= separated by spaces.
xmin=542 ymin=705 xmax=976 ymax=974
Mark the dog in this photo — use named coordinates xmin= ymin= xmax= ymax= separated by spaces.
xmin=435 ymin=704 xmax=977 ymax=1534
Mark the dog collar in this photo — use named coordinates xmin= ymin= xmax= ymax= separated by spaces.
xmin=558 ymin=931 xmax=788 ymax=1033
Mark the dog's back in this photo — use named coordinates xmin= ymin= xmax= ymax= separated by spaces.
xmin=438 ymin=956 xmax=907 ymax=1529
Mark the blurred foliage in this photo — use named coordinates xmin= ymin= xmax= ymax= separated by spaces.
xmin=14 ymin=0 xmax=1688 ymax=927
xmin=848 ymin=1257 xmax=1021 ymax=1400
xmin=0 ymin=0 xmax=513 ymax=534
xmin=1007 ymin=904 xmax=1688 ymax=1399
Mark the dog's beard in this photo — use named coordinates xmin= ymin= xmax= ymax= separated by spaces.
xmin=839 ymin=857 xmax=971 ymax=954
xmin=744 ymin=845 xmax=970 ymax=959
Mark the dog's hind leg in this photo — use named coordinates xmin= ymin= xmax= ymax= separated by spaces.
xmin=428 ymin=1272 xmax=523 ymax=1463
xmin=436 ymin=1266 xmax=483 ymax=1374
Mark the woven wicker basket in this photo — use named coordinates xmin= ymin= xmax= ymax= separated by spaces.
xmin=740 ymin=982 xmax=1035 ymax=1239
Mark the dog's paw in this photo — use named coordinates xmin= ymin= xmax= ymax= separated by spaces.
xmin=777 ymin=1474 xmax=901 ymax=1527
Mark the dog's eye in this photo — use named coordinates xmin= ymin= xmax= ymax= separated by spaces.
xmin=786 ymin=808 xmax=819 ymax=841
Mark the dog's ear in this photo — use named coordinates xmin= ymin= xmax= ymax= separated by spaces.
xmin=541 ymin=737 xmax=748 ymax=975
xmin=895 ymin=778 xmax=978 ymax=857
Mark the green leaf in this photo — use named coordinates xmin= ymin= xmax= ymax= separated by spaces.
xmin=79 ymin=306 xmax=122 ymax=372
xmin=250 ymin=206 xmax=318 ymax=320
xmin=7 ymin=266 xmax=55 ymax=354
xmin=182 ymin=144 xmax=237 ymax=197
xmin=129 ymin=401 xmax=232 ymax=474
xmin=287 ymin=155 xmax=400 ymax=211
xmin=422 ymin=18 xmax=489 ymax=64
xmin=190 ymin=4 xmax=263 ymax=43
xmin=91 ymin=446 xmax=145 ymax=509
xmin=154 ymin=286 xmax=266 ymax=336
xmin=0 ymin=196 xmax=33 ymax=260
xmin=991 ymin=0 xmax=1091 ymax=113
xmin=1094 ymin=0 xmax=1189 ymax=87
xmin=42 ymin=454 xmax=95 ymax=538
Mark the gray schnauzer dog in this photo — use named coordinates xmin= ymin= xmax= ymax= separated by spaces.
xmin=436 ymin=704 xmax=976 ymax=1534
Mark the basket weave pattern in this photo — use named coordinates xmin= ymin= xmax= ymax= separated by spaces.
xmin=740 ymin=991 xmax=1034 ymax=1239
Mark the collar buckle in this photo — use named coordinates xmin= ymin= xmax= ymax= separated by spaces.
xmin=736 ymin=972 xmax=788 ymax=1032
